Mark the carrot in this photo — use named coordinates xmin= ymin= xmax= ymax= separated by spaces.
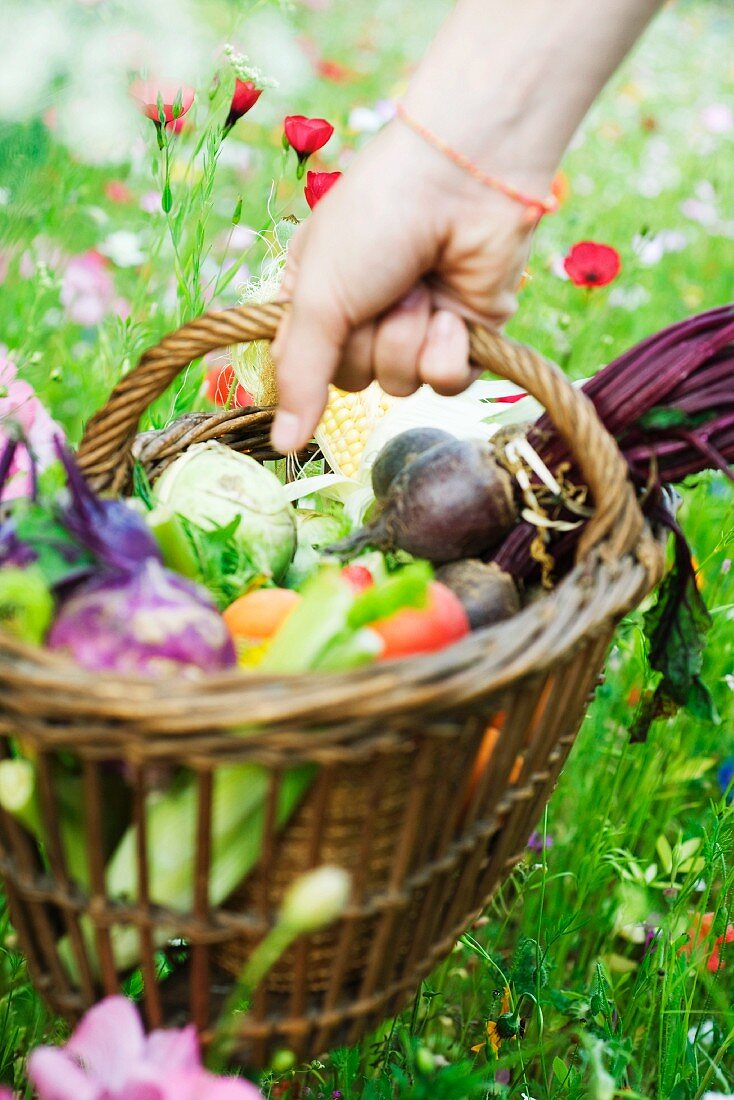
xmin=223 ymin=588 xmax=301 ymax=641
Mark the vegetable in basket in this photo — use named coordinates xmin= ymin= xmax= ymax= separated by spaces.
xmin=0 ymin=567 xmax=54 ymax=644
xmin=48 ymin=558 xmax=236 ymax=676
xmin=153 ymin=441 xmax=297 ymax=583
xmin=330 ymin=437 xmax=517 ymax=563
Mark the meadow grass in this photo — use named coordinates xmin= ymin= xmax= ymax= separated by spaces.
xmin=0 ymin=0 xmax=732 ymax=1096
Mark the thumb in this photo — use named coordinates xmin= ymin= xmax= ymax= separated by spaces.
xmin=270 ymin=277 xmax=350 ymax=454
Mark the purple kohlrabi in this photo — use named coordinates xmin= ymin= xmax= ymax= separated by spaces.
xmin=55 ymin=440 xmax=161 ymax=573
xmin=48 ymin=559 xmax=236 ymax=676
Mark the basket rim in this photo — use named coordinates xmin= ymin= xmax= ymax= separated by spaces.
xmin=0 ymin=531 xmax=665 ymax=739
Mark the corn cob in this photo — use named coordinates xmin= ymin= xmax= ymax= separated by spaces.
xmin=316 ymin=384 xmax=394 ymax=478
xmin=235 ymin=337 xmax=395 ymax=478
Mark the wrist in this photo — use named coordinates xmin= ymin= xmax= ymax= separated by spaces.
xmin=402 ymin=0 xmax=663 ymax=186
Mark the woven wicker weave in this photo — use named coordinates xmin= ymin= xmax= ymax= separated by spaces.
xmin=0 ymin=303 xmax=665 ymax=1065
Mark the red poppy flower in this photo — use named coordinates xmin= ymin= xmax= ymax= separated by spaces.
xmin=104 ymin=180 xmax=132 ymax=204
xmin=203 ymin=363 xmax=253 ymax=408
xmin=304 ymin=170 xmax=342 ymax=209
xmin=224 ymin=80 xmax=262 ymax=134
xmin=682 ymin=911 xmax=734 ymax=972
xmin=563 ymin=241 xmax=621 ymax=287
xmin=130 ymin=80 xmax=195 ymax=126
xmin=284 ymin=115 xmax=334 ymax=175
xmin=315 ymin=59 xmax=352 ymax=83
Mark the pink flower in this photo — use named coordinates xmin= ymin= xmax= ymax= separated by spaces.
xmin=104 ymin=180 xmax=133 ymax=204
xmin=60 ymin=251 xmax=129 ymax=326
xmin=0 ymin=351 xmax=64 ymax=502
xmin=130 ymin=80 xmax=196 ymax=126
xmin=27 ymin=996 xmax=262 ymax=1100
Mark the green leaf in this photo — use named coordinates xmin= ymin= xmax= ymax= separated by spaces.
xmin=642 ymin=527 xmax=716 ymax=724
xmin=656 ymin=834 xmax=673 ymax=875
xmin=553 ymin=1056 xmax=570 ymax=1085
xmin=347 ymin=561 xmax=432 ymax=629
xmin=13 ymin=503 xmax=94 ymax=588
xmin=637 ymin=406 xmax=711 ymax=431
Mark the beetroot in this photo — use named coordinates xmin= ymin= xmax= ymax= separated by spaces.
xmin=436 ymin=559 xmax=520 ymax=629
xmin=371 ymin=427 xmax=454 ymax=500
xmin=332 ymin=437 xmax=518 ymax=563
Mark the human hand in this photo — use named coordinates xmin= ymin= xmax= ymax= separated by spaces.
xmin=270 ymin=119 xmax=548 ymax=454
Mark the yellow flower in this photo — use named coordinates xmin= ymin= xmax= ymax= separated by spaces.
xmin=471 ymin=986 xmax=513 ymax=1057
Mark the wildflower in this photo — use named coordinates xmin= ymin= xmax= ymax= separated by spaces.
xmin=224 ymin=80 xmax=263 ymax=134
xmin=0 ymin=352 xmax=64 ymax=502
xmin=304 ymin=170 xmax=342 ymax=209
xmin=720 ymin=760 xmax=734 ymax=804
xmin=203 ymin=362 xmax=254 ymax=409
xmin=701 ymin=103 xmax=734 ymax=134
xmin=98 ymin=231 xmax=146 ymax=268
xmin=471 ymin=986 xmax=513 ymax=1057
xmin=104 ymin=180 xmax=132 ymax=204
xmin=563 ymin=241 xmax=621 ymax=287
xmin=60 ymin=251 xmax=129 ymax=326
xmin=130 ymin=80 xmax=196 ymax=126
xmin=315 ymin=59 xmax=352 ymax=83
xmin=283 ymin=115 xmax=334 ymax=177
xmin=682 ymin=911 xmax=734 ymax=972
xmin=527 ymin=831 xmax=553 ymax=852
xmin=27 ymin=995 xmax=263 ymax=1099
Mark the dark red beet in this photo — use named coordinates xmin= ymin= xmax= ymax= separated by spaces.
xmin=331 ymin=437 xmax=518 ymax=563
xmin=436 ymin=559 xmax=520 ymax=629
xmin=371 ymin=427 xmax=454 ymax=499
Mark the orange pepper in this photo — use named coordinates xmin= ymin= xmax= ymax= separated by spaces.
xmin=223 ymin=588 xmax=301 ymax=642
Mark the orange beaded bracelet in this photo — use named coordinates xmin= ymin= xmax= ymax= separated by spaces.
xmin=394 ymin=102 xmax=559 ymax=218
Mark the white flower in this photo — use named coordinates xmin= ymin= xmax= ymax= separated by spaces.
xmin=99 ymin=231 xmax=146 ymax=268
xmin=632 ymin=230 xmax=688 ymax=266
xmin=280 ymin=866 xmax=351 ymax=933
xmin=680 ymin=198 xmax=718 ymax=227
xmin=701 ymin=103 xmax=734 ymax=134
xmin=608 ymin=285 xmax=651 ymax=311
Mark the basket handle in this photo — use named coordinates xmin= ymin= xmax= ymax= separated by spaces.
xmin=76 ymin=301 xmax=643 ymax=560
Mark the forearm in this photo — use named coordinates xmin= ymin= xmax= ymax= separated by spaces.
xmin=403 ymin=0 xmax=665 ymax=184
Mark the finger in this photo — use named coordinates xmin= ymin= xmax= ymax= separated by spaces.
xmin=270 ymin=280 xmax=350 ymax=453
xmin=418 ymin=309 xmax=473 ymax=397
xmin=334 ymin=323 xmax=376 ymax=393
xmin=372 ymin=287 xmax=431 ymax=398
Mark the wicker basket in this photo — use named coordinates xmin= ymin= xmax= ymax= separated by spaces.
xmin=0 ymin=302 xmax=665 ymax=1066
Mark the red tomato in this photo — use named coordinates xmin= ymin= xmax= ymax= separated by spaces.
xmin=341 ymin=564 xmax=374 ymax=592
xmin=372 ymin=581 xmax=470 ymax=660
xmin=203 ymin=363 xmax=254 ymax=408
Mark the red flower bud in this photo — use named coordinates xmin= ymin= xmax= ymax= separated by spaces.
xmin=224 ymin=80 xmax=262 ymax=134
xmin=203 ymin=363 xmax=253 ymax=408
xmin=130 ymin=80 xmax=195 ymax=126
xmin=304 ymin=170 xmax=342 ymax=209
xmin=284 ymin=115 xmax=334 ymax=175
xmin=563 ymin=241 xmax=621 ymax=288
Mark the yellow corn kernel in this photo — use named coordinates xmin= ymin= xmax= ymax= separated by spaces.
xmin=315 ymin=383 xmax=395 ymax=477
